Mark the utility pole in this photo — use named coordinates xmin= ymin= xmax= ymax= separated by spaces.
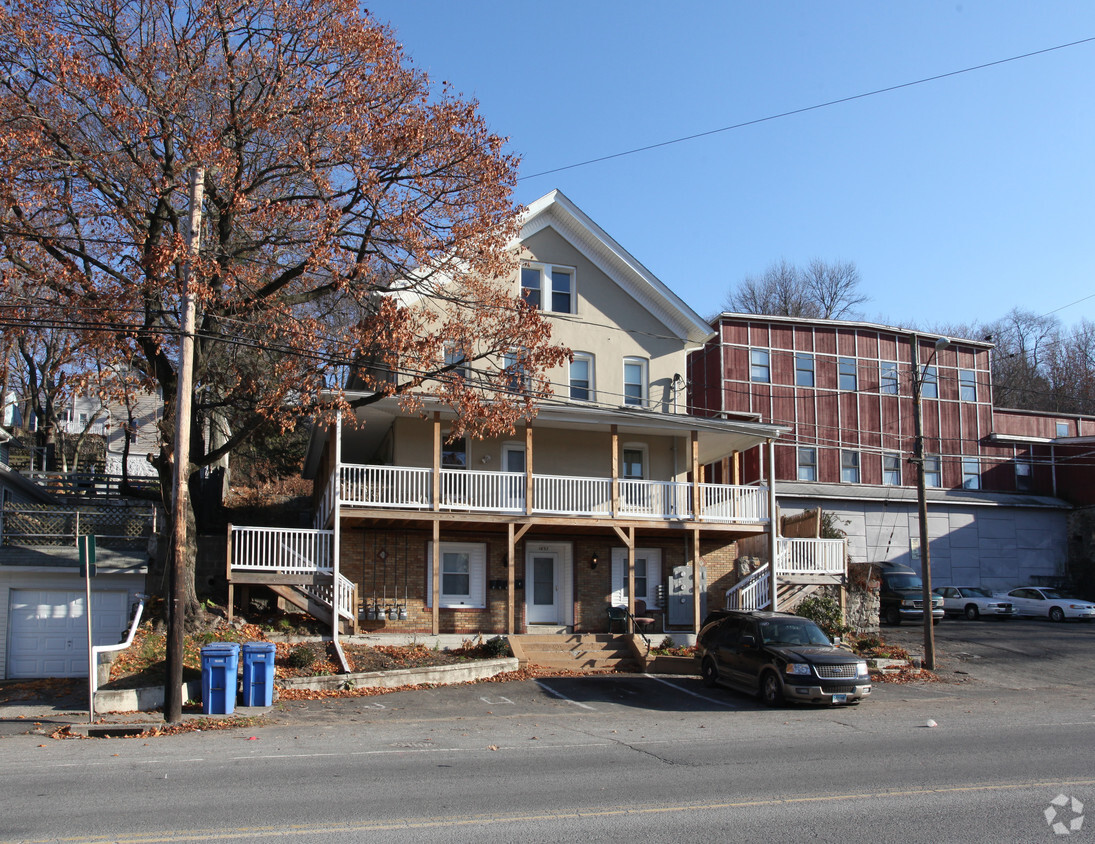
xmin=910 ymin=332 xmax=948 ymax=672
xmin=165 ymin=167 xmax=204 ymax=723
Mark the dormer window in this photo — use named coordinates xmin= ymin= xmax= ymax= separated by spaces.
xmin=521 ymin=262 xmax=575 ymax=314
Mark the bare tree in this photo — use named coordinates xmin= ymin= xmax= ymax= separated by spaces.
xmin=801 ymin=259 xmax=868 ymax=319
xmin=984 ymin=309 xmax=1059 ymax=410
xmin=724 ymin=259 xmax=867 ymax=319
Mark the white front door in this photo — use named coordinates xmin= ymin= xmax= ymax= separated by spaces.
xmin=526 ymin=551 xmax=560 ymax=624
xmin=502 ymin=444 xmax=526 ymax=510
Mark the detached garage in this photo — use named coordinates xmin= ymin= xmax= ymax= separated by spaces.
xmin=1 ymin=547 xmax=147 ymax=679
xmin=7 ymin=589 xmax=130 ymax=678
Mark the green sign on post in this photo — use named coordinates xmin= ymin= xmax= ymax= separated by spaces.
xmin=78 ymin=534 xmax=96 ymax=578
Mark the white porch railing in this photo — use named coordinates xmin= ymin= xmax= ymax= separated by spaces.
xmin=335 ymin=464 xmax=769 ymax=524
xmin=231 ymin=525 xmax=334 ymax=572
xmin=229 ymin=525 xmax=354 ymax=622
xmin=533 ymin=474 xmax=612 ymax=516
xmin=776 ymin=538 xmax=846 ymax=575
xmin=697 ymin=482 xmax=769 ymax=523
xmin=725 ymin=538 xmax=847 ymax=613
xmin=726 ymin=563 xmax=771 ymax=611
xmin=341 ymin=464 xmax=431 ymax=509
xmin=302 ymin=572 xmax=356 ymax=623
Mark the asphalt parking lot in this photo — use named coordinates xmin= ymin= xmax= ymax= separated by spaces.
xmin=880 ymin=615 xmax=1095 ymax=690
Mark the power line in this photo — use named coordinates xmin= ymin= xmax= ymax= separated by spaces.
xmin=520 ymin=36 xmax=1095 ymax=181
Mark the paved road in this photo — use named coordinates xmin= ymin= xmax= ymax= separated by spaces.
xmin=1 ymin=620 xmax=1093 ymax=842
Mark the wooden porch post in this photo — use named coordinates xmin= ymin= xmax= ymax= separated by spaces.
xmin=692 ymin=527 xmax=702 ymax=633
xmin=767 ymin=438 xmax=778 ymax=611
xmin=610 ymin=424 xmax=619 ymax=517
xmin=612 ymin=525 xmax=635 ymax=633
xmin=525 ymin=423 xmax=534 ymax=515
xmin=512 ymin=523 xmax=532 ymax=634
xmin=432 ymin=518 xmax=440 ymax=635
xmin=507 ymin=522 xmax=515 ymax=634
xmin=690 ymin=430 xmax=700 ymax=520
xmin=431 ymin=412 xmax=441 ymax=512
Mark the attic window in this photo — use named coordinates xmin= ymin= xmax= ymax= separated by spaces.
xmin=521 ymin=262 xmax=575 ymax=314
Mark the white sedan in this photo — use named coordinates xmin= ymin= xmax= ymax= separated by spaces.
xmin=1004 ymin=588 xmax=1095 ymax=622
xmin=933 ymin=586 xmax=1017 ymax=620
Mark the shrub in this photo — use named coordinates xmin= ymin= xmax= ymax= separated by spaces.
xmin=287 ymin=644 xmax=318 ymax=670
xmin=482 ymin=636 xmax=512 ymax=658
xmin=795 ymin=595 xmax=851 ymax=637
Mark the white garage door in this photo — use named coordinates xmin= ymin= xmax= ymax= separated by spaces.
xmin=7 ymin=590 xmax=129 ymax=678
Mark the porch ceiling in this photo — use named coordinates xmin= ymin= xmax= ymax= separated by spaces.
xmin=306 ymin=393 xmax=786 ymax=473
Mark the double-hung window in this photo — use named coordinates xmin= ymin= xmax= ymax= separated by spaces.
xmin=502 ymin=350 xmax=529 ymax=394
xmin=838 ymin=357 xmax=857 ymax=391
xmin=797 ymin=447 xmax=817 ymax=482
xmin=924 ymin=455 xmax=942 ymax=487
xmin=840 ymin=450 xmax=860 ymax=483
xmin=610 ymin=548 xmax=662 ymax=609
xmin=426 ymin=541 xmax=487 ymax=608
xmin=920 ymin=365 xmax=938 ymax=399
xmin=570 ymin=353 xmax=593 ymax=402
xmin=795 ymin=353 xmax=815 ymax=387
xmin=880 ymin=361 xmax=899 ymax=395
xmin=623 ymin=358 xmax=647 ymax=407
xmin=883 ymin=452 xmax=902 ymax=486
xmin=750 ymin=349 xmax=770 ymax=383
xmin=443 ymin=343 xmax=467 ymax=382
xmin=1015 ymin=458 xmax=1033 ymax=491
xmin=521 ymin=263 xmax=575 ymax=314
xmin=961 ymin=458 xmax=980 ymax=490
xmin=441 ymin=434 xmax=467 ymax=469
xmin=959 ymin=369 xmax=977 ymax=402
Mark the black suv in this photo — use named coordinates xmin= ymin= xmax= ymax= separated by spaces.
xmin=878 ymin=564 xmax=944 ymax=626
xmin=696 ymin=610 xmax=871 ymax=706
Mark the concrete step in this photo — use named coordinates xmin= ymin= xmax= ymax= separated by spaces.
xmin=524 ymin=656 xmax=641 ymax=671
xmin=516 ymin=634 xmax=619 ymax=644
xmin=510 ymin=633 xmax=637 ymax=672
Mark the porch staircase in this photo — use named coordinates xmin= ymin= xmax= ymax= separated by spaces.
xmin=265 ymin=584 xmax=357 ymax=635
xmin=508 ymin=634 xmax=641 ymax=672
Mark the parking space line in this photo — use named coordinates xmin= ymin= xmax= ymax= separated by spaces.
xmin=645 ymin=676 xmax=744 ymax=709
xmin=535 ymin=680 xmax=597 ymax=710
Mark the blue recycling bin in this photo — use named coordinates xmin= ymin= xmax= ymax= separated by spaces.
xmin=241 ymin=642 xmax=277 ymax=707
xmin=200 ymin=642 xmax=240 ymax=715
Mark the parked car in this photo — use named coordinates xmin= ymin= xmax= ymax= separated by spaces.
xmin=1002 ymin=588 xmax=1095 ymax=622
xmin=878 ymin=564 xmax=944 ymax=626
xmin=933 ymin=586 xmax=1017 ymax=620
xmin=696 ymin=610 xmax=871 ymax=707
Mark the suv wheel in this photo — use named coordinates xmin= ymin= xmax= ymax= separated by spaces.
xmin=759 ymin=670 xmax=784 ymax=707
xmin=701 ymin=656 xmax=719 ymax=688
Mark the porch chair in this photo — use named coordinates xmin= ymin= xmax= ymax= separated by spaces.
xmin=633 ymin=600 xmax=656 ymax=634
xmin=606 ymin=605 xmax=628 ymax=634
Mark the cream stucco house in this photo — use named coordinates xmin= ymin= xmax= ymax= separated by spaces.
xmin=227 ymin=192 xmax=838 ymax=655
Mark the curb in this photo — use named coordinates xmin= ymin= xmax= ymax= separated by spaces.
xmin=276 ymin=657 xmax=520 ymax=693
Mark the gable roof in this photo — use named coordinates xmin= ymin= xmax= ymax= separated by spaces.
xmin=520 ymin=191 xmax=713 ymax=346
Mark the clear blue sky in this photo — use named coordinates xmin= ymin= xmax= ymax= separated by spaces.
xmin=366 ymin=1 xmax=1095 ymax=332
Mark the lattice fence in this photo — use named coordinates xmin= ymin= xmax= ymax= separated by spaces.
xmin=0 ymin=502 xmax=159 ymax=547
